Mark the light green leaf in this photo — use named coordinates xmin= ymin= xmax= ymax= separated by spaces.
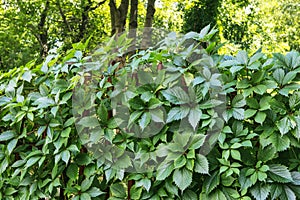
xmin=188 ymin=108 xmax=202 ymax=130
xmin=203 ymin=171 xmax=220 ymax=194
xmin=250 ymin=183 xmax=270 ymax=200
xmin=139 ymin=112 xmax=151 ymax=130
xmin=232 ymin=94 xmax=246 ymax=108
xmin=194 ymin=154 xmax=209 ymax=174
xmin=255 ymin=112 xmax=266 ymax=124
xmin=276 ymin=117 xmax=289 ymax=135
xmin=232 ymin=108 xmax=244 ymax=120
xmin=150 ymin=108 xmax=165 ymax=123
xmin=61 ymin=150 xmax=70 ymax=165
xmin=244 ymin=109 xmax=257 ymax=119
xmin=81 ymin=177 xmax=94 ymax=192
xmin=173 ymin=168 xmax=193 ymax=191
xmin=0 ymin=131 xmax=15 ymax=142
xmin=174 ymin=156 xmax=186 ymax=169
xmin=87 ymin=187 xmax=105 ymax=197
xmin=110 ymin=183 xmax=126 ymax=198
xmin=78 ymin=116 xmax=99 ymax=128
xmin=273 ymin=68 xmax=285 ymax=85
xmin=270 ymin=133 xmax=290 ymax=152
xmin=268 ymin=164 xmax=293 ymax=183
xmin=25 ymin=157 xmax=40 ymax=168
xmin=7 ymin=139 xmax=18 ymax=155
xmin=156 ymin=162 xmax=174 ymax=181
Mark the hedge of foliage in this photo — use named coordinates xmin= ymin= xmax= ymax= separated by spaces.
xmin=1 ymin=27 xmax=300 ymax=200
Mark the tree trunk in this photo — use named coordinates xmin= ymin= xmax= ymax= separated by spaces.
xmin=109 ymin=0 xmax=129 ymax=35
xmin=141 ymin=0 xmax=156 ymax=49
xmin=38 ymin=0 xmax=50 ymax=58
xmin=128 ymin=0 xmax=138 ymax=54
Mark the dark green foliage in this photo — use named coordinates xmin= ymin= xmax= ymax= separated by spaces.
xmin=0 ymin=26 xmax=300 ymax=199
xmin=182 ymin=0 xmax=220 ymax=33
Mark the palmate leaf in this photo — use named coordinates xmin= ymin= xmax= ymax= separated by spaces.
xmin=161 ymin=86 xmax=190 ymax=105
xmin=268 ymin=164 xmax=293 ymax=183
xmin=156 ymin=162 xmax=174 ymax=181
xmin=188 ymin=107 xmax=202 ymax=130
xmin=203 ymin=171 xmax=220 ymax=194
xmin=173 ymin=167 xmax=193 ymax=191
xmin=166 ymin=106 xmax=190 ymax=123
xmin=276 ymin=117 xmax=289 ymax=135
xmin=269 ymin=133 xmax=290 ymax=152
xmin=280 ymin=185 xmax=296 ymax=200
xmin=250 ymin=183 xmax=270 ymax=200
xmin=232 ymin=94 xmax=246 ymax=108
xmin=194 ymin=154 xmax=209 ymax=174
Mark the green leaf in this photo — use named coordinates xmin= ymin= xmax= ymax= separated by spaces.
xmin=188 ymin=108 xmax=202 ymax=130
xmin=247 ymin=98 xmax=260 ymax=109
xmin=22 ymin=71 xmax=32 ymax=82
xmin=78 ymin=116 xmax=99 ymax=128
xmin=128 ymin=110 xmax=143 ymax=126
xmin=166 ymin=107 xmax=183 ymax=123
xmin=280 ymin=185 xmax=296 ymax=200
xmin=130 ymin=185 xmax=142 ymax=200
xmin=270 ymin=184 xmax=283 ymax=200
xmin=236 ymin=50 xmax=248 ymax=65
xmin=129 ymin=97 xmax=144 ymax=110
xmin=251 ymin=71 xmax=265 ymax=84
xmin=268 ymin=164 xmax=293 ymax=183
xmin=61 ymin=127 xmax=72 ymax=137
xmin=194 ymin=154 xmax=209 ymax=174
xmin=156 ymin=162 xmax=174 ymax=181
xmin=269 ymin=133 xmax=290 ymax=152
xmin=139 ymin=112 xmax=151 ymax=130
xmin=25 ymin=157 xmax=40 ymax=168
xmin=0 ymin=131 xmax=15 ymax=141
xmin=244 ymin=109 xmax=257 ymax=119
xmin=276 ymin=117 xmax=289 ymax=135
xmin=291 ymin=172 xmax=300 ymax=185
xmin=250 ymin=183 xmax=271 ymax=200
xmin=203 ymin=171 xmax=220 ymax=194
xmin=161 ymin=86 xmax=189 ymax=105
xmin=33 ymin=97 xmax=55 ymax=109
xmin=253 ymin=85 xmax=268 ymax=95
xmin=232 ymin=108 xmax=244 ymax=120
xmin=150 ymin=108 xmax=165 ymax=123
xmin=232 ymin=94 xmax=246 ymax=107
xmin=283 ymin=71 xmax=297 ymax=85
xmin=110 ymin=183 xmax=126 ymax=198
xmin=173 ymin=167 xmax=193 ymax=191
xmin=207 ymin=189 xmax=227 ymax=200
xmin=257 ymin=146 xmax=276 ymax=162
xmin=98 ymin=102 xmax=108 ymax=122
xmin=80 ymin=193 xmax=91 ymax=200
xmin=174 ymin=156 xmax=186 ymax=169
xmin=136 ymin=178 xmax=151 ymax=192
xmin=7 ymin=138 xmax=18 ymax=155
xmin=81 ymin=177 xmax=94 ymax=192
xmin=255 ymin=112 xmax=266 ymax=124
xmin=231 ymin=150 xmax=241 ymax=161
xmin=61 ymin=150 xmax=70 ymax=165
xmin=219 ymin=59 xmax=240 ymax=67
xmin=189 ymin=134 xmax=206 ymax=149
xmin=182 ymin=190 xmax=197 ymax=200
xmin=75 ymin=153 xmax=92 ymax=165
xmin=273 ymin=68 xmax=285 ymax=85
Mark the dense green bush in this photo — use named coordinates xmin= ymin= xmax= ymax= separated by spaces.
xmin=0 ymin=26 xmax=300 ymax=199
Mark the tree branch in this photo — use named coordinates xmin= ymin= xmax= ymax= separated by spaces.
xmin=56 ymin=0 xmax=72 ymax=32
